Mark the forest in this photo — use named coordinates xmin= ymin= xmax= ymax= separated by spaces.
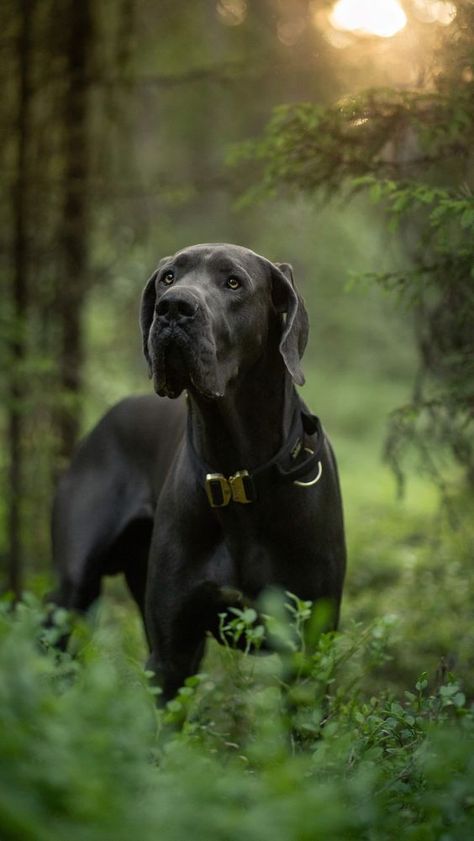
xmin=0 ymin=0 xmax=473 ymax=838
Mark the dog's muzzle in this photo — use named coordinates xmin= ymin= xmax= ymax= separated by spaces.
xmin=155 ymin=291 xmax=199 ymax=328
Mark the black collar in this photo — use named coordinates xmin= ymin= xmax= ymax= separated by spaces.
xmin=186 ymin=400 xmax=325 ymax=508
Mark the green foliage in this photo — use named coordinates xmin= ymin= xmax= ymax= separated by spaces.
xmin=232 ymin=83 xmax=474 ymax=198
xmin=0 ymin=599 xmax=157 ymax=841
xmin=348 ymin=178 xmax=474 ymax=490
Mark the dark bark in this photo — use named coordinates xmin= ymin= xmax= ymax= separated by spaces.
xmin=7 ymin=0 xmax=34 ymax=599
xmin=56 ymin=0 xmax=93 ymax=464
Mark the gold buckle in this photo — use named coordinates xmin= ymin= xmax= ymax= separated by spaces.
xmin=229 ymin=470 xmax=253 ymax=504
xmin=205 ymin=470 xmax=255 ymax=507
xmin=205 ymin=473 xmax=232 ymax=508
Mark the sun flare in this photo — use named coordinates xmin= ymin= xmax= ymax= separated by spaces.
xmin=330 ymin=0 xmax=408 ymax=38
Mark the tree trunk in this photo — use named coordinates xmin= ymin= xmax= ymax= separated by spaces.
xmin=7 ymin=0 xmax=34 ymax=599
xmin=56 ymin=0 xmax=92 ymax=465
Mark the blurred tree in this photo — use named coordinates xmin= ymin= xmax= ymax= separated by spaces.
xmin=7 ymin=0 xmax=34 ymax=598
xmin=1 ymin=0 xmax=96 ymax=591
xmin=238 ymin=0 xmax=474 ymax=489
xmin=56 ymin=0 xmax=93 ymax=462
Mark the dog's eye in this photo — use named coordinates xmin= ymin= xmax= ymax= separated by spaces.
xmin=226 ymin=277 xmax=241 ymax=290
xmin=161 ymin=271 xmax=175 ymax=286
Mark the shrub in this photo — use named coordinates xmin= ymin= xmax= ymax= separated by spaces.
xmin=0 ymin=590 xmax=472 ymax=840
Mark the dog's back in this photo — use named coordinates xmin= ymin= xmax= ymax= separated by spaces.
xmin=51 ymin=394 xmax=186 ymax=616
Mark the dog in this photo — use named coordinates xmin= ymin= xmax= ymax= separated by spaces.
xmin=51 ymin=244 xmax=346 ymax=700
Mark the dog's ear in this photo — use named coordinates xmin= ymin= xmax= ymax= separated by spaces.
xmin=271 ymin=261 xmax=309 ymax=386
xmin=140 ymin=269 xmax=159 ymax=376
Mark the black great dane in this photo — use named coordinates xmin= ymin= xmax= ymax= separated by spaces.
xmin=51 ymin=244 xmax=346 ymax=700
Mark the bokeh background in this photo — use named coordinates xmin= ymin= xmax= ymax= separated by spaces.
xmin=1 ymin=0 xmax=473 ymax=685
xmin=0 ymin=0 xmax=456 ymax=576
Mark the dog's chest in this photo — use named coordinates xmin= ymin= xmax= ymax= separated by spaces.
xmin=216 ymin=516 xmax=291 ymax=597
xmin=235 ymin=543 xmax=273 ymax=597
xmin=211 ymin=495 xmax=324 ymax=598
xmin=203 ymin=534 xmax=272 ymax=598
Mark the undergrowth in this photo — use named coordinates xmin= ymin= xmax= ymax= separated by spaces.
xmin=1 ymin=508 xmax=473 ymax=841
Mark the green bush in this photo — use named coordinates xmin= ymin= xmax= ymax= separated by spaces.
xmin=0 ymin=562 xmax=473 ymax=841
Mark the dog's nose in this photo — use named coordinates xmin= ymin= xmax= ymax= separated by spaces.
xmin=155 ymin=294 xmax=198 ymax=325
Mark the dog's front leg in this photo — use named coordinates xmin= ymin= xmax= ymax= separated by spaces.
xmin=146 ymin=637 xmax=206 ymax=705
xmin=145 ymin=547 xmax=221 ymax=703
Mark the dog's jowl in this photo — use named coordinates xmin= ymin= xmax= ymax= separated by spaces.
xmin=51 ymin=244 xmax=346 ymax=701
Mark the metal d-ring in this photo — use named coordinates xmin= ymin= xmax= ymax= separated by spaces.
xmin=293 ymin=448 xmax=323 ymax=487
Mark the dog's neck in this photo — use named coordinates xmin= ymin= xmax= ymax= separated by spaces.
xmin=187 ymin=352 xmax=300 ymax=475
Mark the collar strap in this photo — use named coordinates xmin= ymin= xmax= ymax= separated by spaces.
xmin=187 ymin=403 xmax=325 ymax=508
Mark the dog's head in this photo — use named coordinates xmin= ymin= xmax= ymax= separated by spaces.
xmin=140 ymin=243 xmax=309 ymax=399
